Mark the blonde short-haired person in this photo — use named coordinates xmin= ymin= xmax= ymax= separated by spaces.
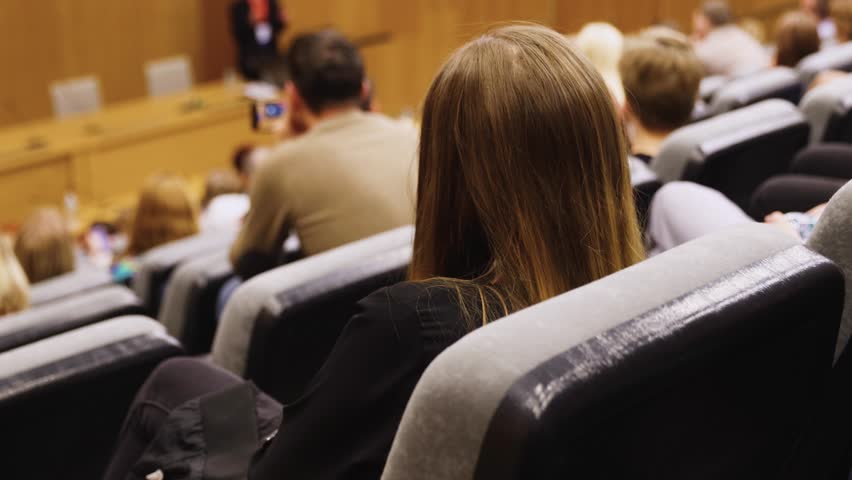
xmin=14 ymin=207 xmax=75 ymax=284
xmin=620 ymin=28 xmax=704 ymax=161
xmin=103 ymin=24 xmax=643 ymax=480
xmin=0 ymin=235 xmax=29 ymax=316
xmin=575 ymin=22 xmax=626 ymax=106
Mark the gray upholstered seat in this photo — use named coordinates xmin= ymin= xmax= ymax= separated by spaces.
xmin=211 ymin=226 xmax=414 ymax=381
xmin=652 ymin=99 xmax=809 ymax=210
xmin=699 ymin=75 xmax=729 ymax=102
xmin=799 ymin=73 xmax=852 ymax=143
xmin=158 ymin=250 xmax=234 ymax=354
xmin=0 ymin=316 xmax=182 ymax=479
xmin=29 ymin=267 xmax=113 ymax=306
xmin=0 ymin=285 xmax=142 ymax=352
xmin=629 ymin=157 xmax=661 ymax=228
xmin=707 ymin=67 xmax=801 ymax=116
xmin=132 ymin=229 xmax=237 ymax=315
xmin=807 ymin=179 xmax=852 ymax=360
xmin=798 ymin=42 xmax=852 ymax=88
xmin=383 ymin=224 xmax=844 ymax=480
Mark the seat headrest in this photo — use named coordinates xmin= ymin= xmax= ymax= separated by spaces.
xmin=807 ymin=179 xmax=852 ymax=360
xmin=800 ymin=74 xmax=852 ymax=143
xmin=0 ymin=316 xmax=177 ymax=383
xmin=158 ymin=250 xmax=232 ymax=340
xmin=132 ymin=229 xmax=237 ymax=312
xmin=708 ymin=67 xmax=801 ymax=116
xmin=798 ymin=42 xmax=852 ymax=87
xmin=29 ymin=268 xmax=113 ymax=306
xmin=628 ymin=157 xmax=658 ymax=187
xmin=699 ymin=75 xmax=729 ymax=102
xmin=652 ymin=99 xmax=804 ymax=183
xmin=0 ymin=285 xmax=142 ymax=353
xmin=383 ymin=223 xmax=840 ymax=480
xmin=212 ymin=225 xmax=414 ymax=375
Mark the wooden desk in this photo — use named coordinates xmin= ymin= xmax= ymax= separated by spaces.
xmin=0 ymin=82 xmax=271 ymax=227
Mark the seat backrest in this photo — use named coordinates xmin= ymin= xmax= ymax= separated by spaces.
xmin=629 ymin=157 xmax=662 ymax=228
xmin=132 ymin=229 xmax=237 ymax=315
xmin=245 ymin=245 xmax=411 ymax=403
xmin=652 ymin=99 xmax=809 ymax=210
xmin=49 ymin=76 xmax=102 ymax=118
xmin=145 ymin=55 xmax=194 ymax=97
xmin=800 ymin=73 xmax=852 ymax=143
xmin=383 ymin=224 xmax=844 ymax=480
xmin=699 ymin=75 xmax=729 ymax=102
xmin=29 ymin=267 xmax=113 ymax=306
xmin=708 ymin=67 xmax=802 ymax=116
xmin=807 ymin=179 xmax=852 ymax=360
xmin=0 ymin=316 xmax=182 ymax=479
xmin=212 ymin=225 xmax=414 ymax=377
xmin=798 ymin=42 xmax=852 ymax=88
xmin=0 ymin=285 xmax=142 ymax=353
xmin=158 ymin=250 xmax=233 ymax=354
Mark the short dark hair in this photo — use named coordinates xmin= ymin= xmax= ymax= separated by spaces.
xmin=287 ymin=30 xmax=365 ymax=113
xmin=702 ymin=1 xmax=733 ymax=26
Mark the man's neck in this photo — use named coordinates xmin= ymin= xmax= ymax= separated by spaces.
xmin=630 ymin=125 xmax=672 ymax=159
xmin=304 ymin=105 xmax=361 ymax=129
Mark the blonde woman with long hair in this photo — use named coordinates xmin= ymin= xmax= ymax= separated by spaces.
xmin=127 ymin=174 xmax=199 ymax=256
xmin=104 ymin=24 xmax=644 ymax=479
xmin=0 ymin=235 xmax=29 ymax=316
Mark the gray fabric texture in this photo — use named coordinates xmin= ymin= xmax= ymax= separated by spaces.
xmin=651 ymin=99 xmax=802 ymax=183
xmin=382 ymin=223 xmax=799 ymax=480
xmin=29 ymin=268 xmax=113 ymax=306
xmin=648 ymin=182 xmax=754 ymax=252
xmin=132 ymin=229 xmax=237 ymax=305
xmin=798 ymin=42 xmax=852 ymax=88
xmin=211 ymin=225 xmax=414 ymax=376
xmin=0 ymin=285 xmax=138 ymax=339
xmin=628 ymin=156 xmax=657 ymax=186
xmin=0 ymin=316 xmax=168 ymax=379
xmin=807 ymin=179 xmax=852 ymax=360
xmin=700 ymin=75 xmax=729 ymax=102
xmin=708 ymin=67 xmax=799 ymax=115
xmin=158 ymin=250 xmax=231 ymax=339
xmin=800 ymin=73 xmax=852 ymax=143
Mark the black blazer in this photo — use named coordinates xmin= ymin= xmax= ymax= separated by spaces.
xmin=230 ymin=0 xmax=286 ymax=55
xmin=248 ymin=281 xmax=497 ymax=479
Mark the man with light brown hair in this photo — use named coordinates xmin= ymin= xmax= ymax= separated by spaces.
xmin=692 ymin=0 xmax=771 ymax=75
xmin=620 ymin=28 xmax=704 ymax=161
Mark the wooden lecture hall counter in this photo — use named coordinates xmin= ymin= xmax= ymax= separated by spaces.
xmin=0 ymin=82 xmax=271 ymax=229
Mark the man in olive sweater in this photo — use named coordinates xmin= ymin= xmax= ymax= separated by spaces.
xmin=230 ymin=30 xmax=417 ymax=279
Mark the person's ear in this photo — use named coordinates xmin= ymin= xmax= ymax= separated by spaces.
xmin=285 ymin=81 xmax=302 ymax=111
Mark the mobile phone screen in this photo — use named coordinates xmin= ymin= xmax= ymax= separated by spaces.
xmin=251 ymin=101 xmax=286 ymax=132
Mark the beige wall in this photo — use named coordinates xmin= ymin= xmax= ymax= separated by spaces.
xmin=0 ymin=0 xmax=797 ymax=127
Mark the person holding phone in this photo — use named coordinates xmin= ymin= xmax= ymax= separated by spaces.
xmin=229 ymin=30 xmax=418 ymax=280
xmin=230 ymin=0 xmax=287 ymax=80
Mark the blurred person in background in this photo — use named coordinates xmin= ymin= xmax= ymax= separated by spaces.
xmin=14 ymin=207 xmax=75 ymax=284
xmin=232 ymin=144 xmax=269 ymax=192
xmin=775 ymin=11 xmax=821 ymax=67
xmin=575 ymin=22 xmax=626 ymax=106
xmin=620 ymin=27 xmax=704 ymax=162
xmin=231 ymin=0 xmax=288 ymax=80
xmin=200 ymin=169 xmax=249 ymax=232
xmin=692 ymin=0 xmax=771 ymax=76
xmin=802 ymin=0 xmax=837 ymax=43
xmin=115 ymin=175 xmax=199 ymax=282
xmin=229 ymin=30 xmax=418 ymax=280
xmin=0 ymin=236 xmax=29 ymax=316
xmin=831 ymin=0 xmax=852 ymax=43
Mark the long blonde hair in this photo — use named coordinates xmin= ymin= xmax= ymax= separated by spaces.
xmin=0 ymin=235 xmax=29 ymax=316
xmin=128 ymin=174 xmax=199 ymax=255
xmin=411 ymin=24 xmax=644 ymax=325
xmin=14 ymin=207 xmax=75 ymax=283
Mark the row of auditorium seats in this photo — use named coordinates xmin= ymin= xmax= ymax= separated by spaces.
xmin=699 ymin=41 xmax=852 ymax=117
xmin=3 ymin=210 xmax=852 ymax=477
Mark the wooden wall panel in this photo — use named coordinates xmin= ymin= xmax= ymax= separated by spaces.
xmin=0 ymin=0 xmax=805 ymax=129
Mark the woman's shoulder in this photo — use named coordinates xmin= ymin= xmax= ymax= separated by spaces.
xmin=356 ymin=280 xmax=472 ymax=352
